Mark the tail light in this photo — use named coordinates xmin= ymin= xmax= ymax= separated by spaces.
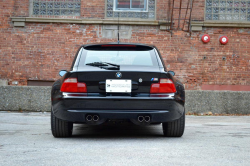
xmin=150 ymin=79 xmax=176 ymax=93
xmin=60 ymin=78 xmax=87 ymax=93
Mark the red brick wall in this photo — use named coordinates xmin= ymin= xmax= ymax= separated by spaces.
xmin=81 ymin=0 xmax=105 ymax=19
xmin=156 ymin=0 xmax=169 ymax=20
xmin=192 ymin=0 xmax=205 ymax=21
xmin=13 ymin=0 xmax=29 ymax=17
xmin=0 ymin=0 xmax=250 ymax=90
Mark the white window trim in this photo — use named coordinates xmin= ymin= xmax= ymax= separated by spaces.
xmin=113 ymin=0 xmax=148 ymax=12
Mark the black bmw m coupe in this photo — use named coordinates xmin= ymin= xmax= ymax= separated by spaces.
xmin=51 ymin=43 xmax=185 ymax=137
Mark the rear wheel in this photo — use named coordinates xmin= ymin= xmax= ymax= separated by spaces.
xmin=51 ymin=111 xmax=73 ymax=137
xmin=150 ymin=122 xmax=161 ymax=125
xmin=162 ymin=111 xmax=185 ymax=137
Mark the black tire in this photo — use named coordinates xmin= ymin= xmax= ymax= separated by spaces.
xmin=162 ymin=111 xmax=185 ymax=137
xmin=51 ymin=112 xmax=73 ymax=137
xmin=150 ymin=122 xmax=161 ymax=125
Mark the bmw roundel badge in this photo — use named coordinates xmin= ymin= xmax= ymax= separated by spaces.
xmin=115 ymin=72 xmax=122 ymax=78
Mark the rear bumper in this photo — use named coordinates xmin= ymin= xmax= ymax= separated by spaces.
xmin=52 ymin=93 xmax=185 ymax=123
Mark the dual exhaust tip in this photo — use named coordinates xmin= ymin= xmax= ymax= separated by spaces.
xmin=86 ymin=115 xmax=99 ymax=122
xmin=86 ymin=115 xmax=150 ymax=123
xmin=138 ymin=116 xmax=151 ymax=123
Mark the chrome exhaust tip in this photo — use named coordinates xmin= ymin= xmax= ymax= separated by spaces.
xmin=93 ymin=115 xmax=99 ymax=122
xmin=144 ymin=116 xmax=151 ymax=122
xmin=138 ymin=116 xmax=144 ymax=122
xmin=86 ymin=115 xmax=93 ymax=121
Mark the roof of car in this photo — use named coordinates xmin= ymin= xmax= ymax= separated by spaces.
xmin=81 ymin=43 xmax=156 ymax=49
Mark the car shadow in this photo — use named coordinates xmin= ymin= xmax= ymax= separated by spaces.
xmin=71 ymin=121 xmax=164 ymax=139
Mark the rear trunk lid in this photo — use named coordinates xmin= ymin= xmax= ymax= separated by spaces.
xmin=77 ymin=66 xmax=161 ymax=93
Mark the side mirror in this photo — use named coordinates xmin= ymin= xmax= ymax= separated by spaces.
xmin=59 ymin=70 xmax=67 ymax=77
xmin=168 ymin=71 xmax=175 ymax=76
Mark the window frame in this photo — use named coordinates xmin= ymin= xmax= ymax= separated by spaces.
xmin=29 ymin=0 xmax=81 ymax=17
xmin=114 ymin=0 xmax=148 ymax=12
xmin=204 ymin=0 xmax=250 ymax=22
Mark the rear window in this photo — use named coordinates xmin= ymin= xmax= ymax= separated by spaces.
xmin=77 ymin=45 xmax=159 ymax=67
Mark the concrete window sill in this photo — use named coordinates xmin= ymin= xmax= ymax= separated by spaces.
xmin=11 ymin=17 xmax=170 ymax=29
xmin=191 ymin=21 xmax=250 ymax=31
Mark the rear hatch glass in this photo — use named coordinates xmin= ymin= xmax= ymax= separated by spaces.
xmin=78 ymin=45 xmax=159 ymax=67
xmin=75 ymin=44 xmax=161 ymax=94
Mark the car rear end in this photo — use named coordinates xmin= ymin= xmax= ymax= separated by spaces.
xmin=51 ymin=43 xmax=185 ymax=137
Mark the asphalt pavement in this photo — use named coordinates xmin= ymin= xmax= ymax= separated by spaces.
xmin=0 ymin=112 xmax=249 ymax=166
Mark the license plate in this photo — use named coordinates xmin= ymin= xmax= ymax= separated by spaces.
xmin=106 ymin=79 xmax=131 ymax=93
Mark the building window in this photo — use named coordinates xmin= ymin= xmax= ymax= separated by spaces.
xmin=205 ymin=0 xmax=250 ymax=21
xmin=115 ymin=0 xmax=147 ymax=11
xmin=31 ymin=0 xmax=81 ymax=16
xmin=106 ymin=0 xmax=155 ymax=19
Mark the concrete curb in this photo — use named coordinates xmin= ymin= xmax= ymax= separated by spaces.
xmin=0 ymin=86 xmax=51 ymax=112
xmin=185 ymin=90 xmax=250 ymax=114
xmin=0 ymin=86 xmax=249 ymax=114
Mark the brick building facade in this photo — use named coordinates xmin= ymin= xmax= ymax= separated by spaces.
xmin=0 ymin=0 xmax=250 ymax=90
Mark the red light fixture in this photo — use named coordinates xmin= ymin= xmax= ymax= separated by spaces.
xmin=201 ymin=34 xmax=210 ymax=43
xmin=219 ymin=36 xmax=229 ymax=45
xmin=150 ymin=79 xmax=176 ymax=93
xmin=61 ymin=78 xmax=87 ymax=93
